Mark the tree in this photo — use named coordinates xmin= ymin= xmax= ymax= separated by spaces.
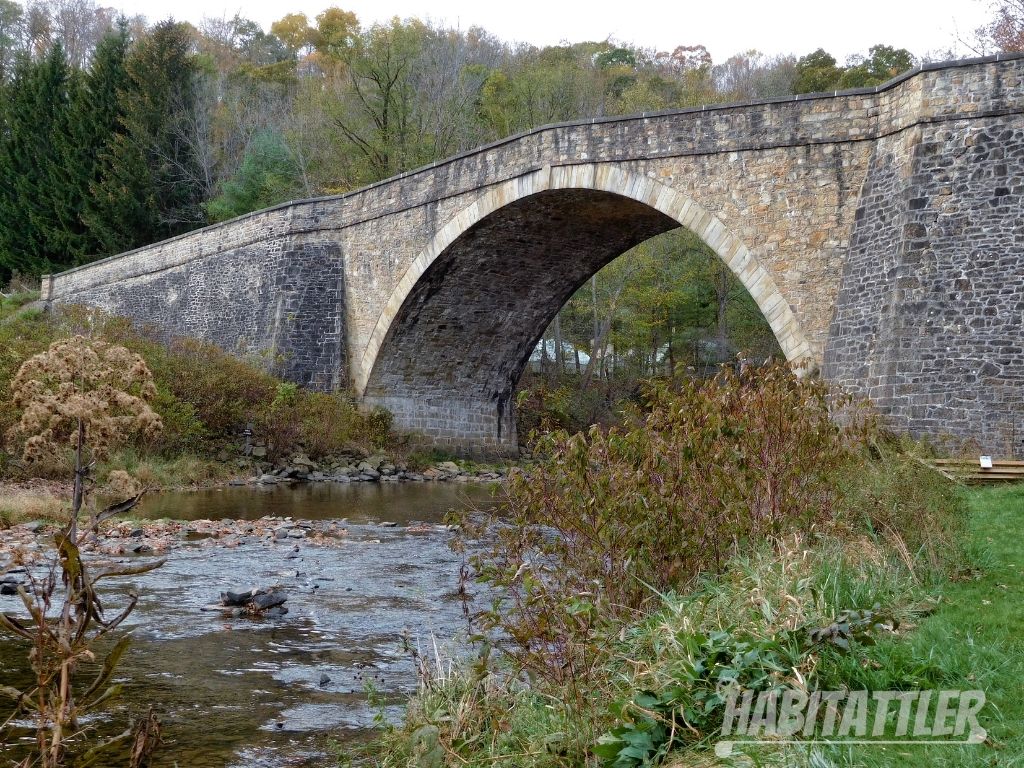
xmin=47 ymin=0 xmax=116 ymax=68
xmin=22 ymin=0 xmax=51 ymax=58
xmin=0 ymin=43 xmax=75 ymax=281
xmin=0 ymin=0 xmax=22 ymax=81
xmin=313 ymin=6 xmax=359 ymax=60
xmin=839 ymin=44 xmax=914 ymax=88
xmin=713 ymin=50 xmax=797 ymax=101
xmin=205 ymin=129 xmax=303 ymax=220
xmin=793 ymin=48 xmax=842 ymax=93
xmin=329 ymin=17 xmax=431 ymax=182
xmin=86 ymin=21 xmax=205 ymax=254
xmin=271 ymin=12 xmax=316 ymax=57
xmin=980 ymin=1 xmax=1024 ymax=51
xmin=53 ymin=26 xmax=129 ymax=265
xmin=477 ymin=43 xmax=605 ymax=142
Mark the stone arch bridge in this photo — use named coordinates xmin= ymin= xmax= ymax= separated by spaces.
xmin=42 ymin=54 xmax=1024 ymax=456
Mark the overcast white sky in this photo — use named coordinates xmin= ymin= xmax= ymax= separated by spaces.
xmin=113 ymin=0 xmax=993 ymax=62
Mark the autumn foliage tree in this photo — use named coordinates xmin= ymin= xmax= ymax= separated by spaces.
xmin=983 ymin=0 xmax=1024 ymax=51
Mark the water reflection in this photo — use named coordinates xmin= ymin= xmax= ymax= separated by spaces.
xmin=137 ymin=481 xmax=496 ymax=524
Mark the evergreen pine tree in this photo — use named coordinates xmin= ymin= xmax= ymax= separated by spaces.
xmin=0 ymin=44 xmax=74 ymax=280
xmin=87 ymin=21 xmax=204 ymax=254
xmin=55 ymin=26 xmax=129 ymax=264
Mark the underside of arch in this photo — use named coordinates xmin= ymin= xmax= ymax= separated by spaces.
xmin=358 ymin=165 xmax=811 ymax=454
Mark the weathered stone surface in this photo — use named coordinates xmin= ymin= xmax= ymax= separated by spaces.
xmin=42 ymin=56 xmax=1024 ymax=456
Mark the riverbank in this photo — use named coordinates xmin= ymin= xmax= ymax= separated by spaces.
xmin=0 ymin=301 xmax=398 ymax=500
xmin=0 ymin=453 xmax=513 ymax=529
xmin=353 ymin=484 xmax=1023 ymax=768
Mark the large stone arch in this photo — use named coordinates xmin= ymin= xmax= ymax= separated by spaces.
xmin=355 ymin=164 xmax=812 ymax=454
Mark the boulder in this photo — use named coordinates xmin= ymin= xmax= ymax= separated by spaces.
xmin=217 ymin=588 xmax=288 ymax=613
xmin=221 ymin=588 xmax=257 ymax=606
xmin=251 ymin=590 xmax=287 ymax=610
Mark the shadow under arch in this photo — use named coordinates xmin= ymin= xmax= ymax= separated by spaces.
xmin=356 ymin=164 xmax=812 ymax=454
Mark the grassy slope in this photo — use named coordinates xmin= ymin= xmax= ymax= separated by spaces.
xmin=732 ymin=485 xmax=1024 ymax=768
xmin=0 ymin=290 xmax=38 ymax=323
xmin=879 ymin=485 xmax=1024 ymax=766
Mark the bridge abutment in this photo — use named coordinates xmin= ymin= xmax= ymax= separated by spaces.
xmin=363 ymin=395 xmax=518 ymax=458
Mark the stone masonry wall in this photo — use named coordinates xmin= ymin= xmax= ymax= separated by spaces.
xmin=42 ymin=55 xmax=1024 ymax=454
xmin=825 ymin=110 xmax=1024 ymax=456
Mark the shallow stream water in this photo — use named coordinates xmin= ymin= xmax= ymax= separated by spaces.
xmin=0 ymin=482 xmax=496 ymax=767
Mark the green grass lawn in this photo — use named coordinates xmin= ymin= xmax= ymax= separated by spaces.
xmin=895 ymin=484 xmax=1024 ymax=765
xmin=758 ymin=485 xmax=1024 ymax=768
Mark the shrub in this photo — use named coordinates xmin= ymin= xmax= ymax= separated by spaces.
xmin=1 ymin=335 xmax=164 ymax=766
xmin=835 ymin=438 xmax=970 ymax=581
xmin=0 ymin=308 xmax=395 ymax=475
xmin=456 ymin=363 xmax=870 ymax=684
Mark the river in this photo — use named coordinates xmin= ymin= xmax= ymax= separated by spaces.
xmin=0 ymin=482 xmax=496 ymax=767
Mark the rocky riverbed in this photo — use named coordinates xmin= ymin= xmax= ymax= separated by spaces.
xmin=0 ymin=483 xmax=494 ymax=767
xmin=247 ymin=453 xmax=509 ymax=485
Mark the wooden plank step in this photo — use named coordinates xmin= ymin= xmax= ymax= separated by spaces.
xmin=930 ymin=458 xmax=1024 ymax=484
xmin=942 ymin=466 xmax=1024 ymax=473
xmin=934 ymin=458 xmax=1024 ymax=467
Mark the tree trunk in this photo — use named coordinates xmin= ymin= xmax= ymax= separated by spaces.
xmin=716 ymin=261 xmax=730 ymax=361
xmin=553 ymin=313 xmax=564 ymax=383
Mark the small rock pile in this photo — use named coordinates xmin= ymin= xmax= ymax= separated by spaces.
xmin=253 ymin=454 xmax=506 ymax=485
xmin=0 ymin=567 xmax=28 ymax=596
xmin=206 ymin=587 xmax=289 ymax=618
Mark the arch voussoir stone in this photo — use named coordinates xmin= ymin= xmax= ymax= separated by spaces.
xmin=355 ymin=164 xmax=810 ymax=399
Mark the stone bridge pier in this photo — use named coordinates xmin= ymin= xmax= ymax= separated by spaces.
xmin=41 ymin=54 xmax=1024 ymax=457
